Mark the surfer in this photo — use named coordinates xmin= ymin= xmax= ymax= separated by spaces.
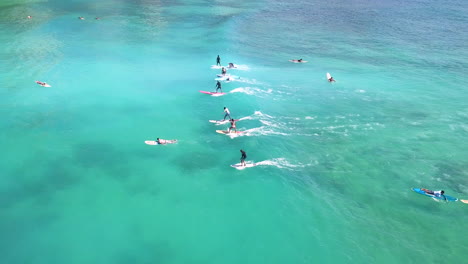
xmin=223 ymin=107 xmax=231 ymax=120
xmin=216 ymin=55 xmax=221 ymax=66
xmin=240 ymin=149 xmax=247 ymax=166
xmin=228 ymin=63 xmax=236 ymax=68
xmin=156 ymin=138 xmax=167 ymax=144
xmin=36 ymin=81 xmax=48 ymax=87
xmin=298 ymin=59 xmax=303 ymax=62
xmin=228 ymin=119 xmax=237 ymax=133
xmin=221 ymin=67 xmax=227 ymax=75
xmin=328 ymin=76 xmax=335 ymax=82
xmin=27 ymin=15 xmax=32 ymax=19
xmin=215 ymin=81 xmax=222 ymax=93
xmin=78 ymin=16 xmax=85 ymax=20
xmin=421 ymin=189 xmax=445 ymax=199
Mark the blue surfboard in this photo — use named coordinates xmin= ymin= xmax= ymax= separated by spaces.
xmin=412 ymin=188 xmax=458 ymax=202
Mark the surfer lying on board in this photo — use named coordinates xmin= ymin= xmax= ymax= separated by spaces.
xmin=215 ymin=81 xmax=222 ymax=93
xmin=328 ymin=76 xmax=336 ymax=82
xmin=156 ymin=138 xmax=167 ymax=144
xmin=240 ymin=149 xmax=247 ymax=166
xmin=216 ymin=55 xmax=221 ymax=66
xmin=36 ymin=81 xmax=48 ymax=87
xmin=228 ymin=63 xmax=236 ymax=68
xmin=421 ymin=189 xmax=445 ymax=199
xmin=223 ymin=107 xmax=231 ymax=120
xmin=227 ymin=119 xmax=237 ymax=133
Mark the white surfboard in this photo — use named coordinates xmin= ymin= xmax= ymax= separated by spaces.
xmin=230 ymin=162 xmax=256 ymax=170
xmin=326 ymin=73 xmax=331 ymax=80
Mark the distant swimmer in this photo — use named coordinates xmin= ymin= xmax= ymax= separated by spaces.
xmin=228 ymin=118 xmax=237 ymax=133
xmin=215 ymin=81 xmax=222 ymax=93
xmin=223 ymin=107 xmax=231 ymax=120
xmin=78 ymin=17 xmax=85 ymax=20
xmin=221 ymin=67 xmax=227 ymax=75
xmin=27 ymin=16 xmax=32 ymax=19
xmin=240 ymin=149 xmax=247 ymax=166
xmin=228 ymin=63 xmax=236 ymax=69
xmin=421 ymin=188 xmax=446 ymax=199
xmin=216 ymin=55 xmax=221 ymax=66
xmin=95 ymin=17 xmax=100 ymax=20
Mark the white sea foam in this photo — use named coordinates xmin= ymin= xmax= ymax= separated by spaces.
xmin=254 ymin=158 xmax=314 ymax=170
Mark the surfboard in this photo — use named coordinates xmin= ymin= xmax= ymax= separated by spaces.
xmin=289 ymin=60 xmax=308 ymax=63
xmin=209 ymin=120 xmax=229 ymax=124
xmin=145 ymin=140 xmax=177 ymax=145
xmin=411 ymin=188 xmax=458 ymax=202
xmin=35 ymin=81 xmax=51 ymax=87
xmin=216 ymin=130 xmax=244 ymax=135
xmin=326 ymin=73 xmax=332 ymax=80
xmin=199 ymin=91 xmax=226 ymax=95
xmin=230 ymin=162 xmax=256 ymax=170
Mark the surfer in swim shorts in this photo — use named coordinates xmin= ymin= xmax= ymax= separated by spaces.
xmin=36 ymin=81 xmax=48 ymax=87
xmin=328 ymin=76 xmax=335 ymax=82
xmin=156 ymin=138 xmax=167 ymax=144
xmin=228 ymin=119 xmax=237 ymax=133
xmin=216 ymin=55 xmax=221 ymax=66
xmin=215 ymin=81 xmax=222 ymax=93
xmin=421 ymin=189 xmax=445 ymax=198
xmin=240 ymin=149 xmax=247 ymax=166
xmin=223 ymin=107 xmax=231 ymax=120
xmin=221 ymin=67 xmax=227 ymax=75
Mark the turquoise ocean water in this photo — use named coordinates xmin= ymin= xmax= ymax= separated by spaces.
xmin=1 ymin=0 xmax=467 ymax=263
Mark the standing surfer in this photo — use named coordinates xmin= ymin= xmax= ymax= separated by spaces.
xmin=240 ymin=149 xmax=247 ymax=166
xmin=215 ymin=81 xmax=222 ymax=93
xmin=216 ymin=55 xmax=221 ymax=66
xmin=223 ymin=107 xmax=231 ymax=120
xmin=228 ymin=119 xmax=237 ymax=133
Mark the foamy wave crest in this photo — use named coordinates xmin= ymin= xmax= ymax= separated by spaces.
xmin=230 ymin=87 xmax=272 ymax=96
xmin=243 ymin=126 xmax=289 ymax=136
xmin=210 ymin=64 xmax=249 ymax=71
xmin=255 ymin=158 xmax=313 ymax=170
xmin=253 ymin=111 xmax=273 ymax=118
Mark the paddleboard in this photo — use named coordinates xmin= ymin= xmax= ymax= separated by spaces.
xmin=289 ymin=60 xmax=308 ymax=63
xmin=411 ymin=188 xmax=458 ymax=202
xmin=145 ymin=140 xmax=177 ymax=145
xmin=216 ymin=130 xmax=244 ymax=135
xmin=35 ymin=81 xmax=51 ymax=87
xmin=209 ymin=120 xmax=229 ymax=124
xmin=199 ymin=90 xmax=226 ymax=95
xmin=326 ymin=73 xmax=332 ymax=80
xmin=230 ymin=163 xmax=256 ymax=170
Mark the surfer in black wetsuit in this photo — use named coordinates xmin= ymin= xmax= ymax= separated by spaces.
xmin=216 ymin=55 xmax=221 ymax=66
xmin=240 ymin=149 xmax=247 ymax=166
xmin=228 ymin=62 xmax=236 ymax=68
xmin=215 ymin=81 xmax=222 ymax=93
xmin=221 ymin=67 xmax=227 ymax=75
